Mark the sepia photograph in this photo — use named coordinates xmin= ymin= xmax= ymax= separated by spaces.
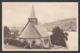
xmin=2 ymin=2 xmax=78 ymax=51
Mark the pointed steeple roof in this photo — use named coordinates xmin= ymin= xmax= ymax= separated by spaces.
xmin=29 ymin=5 xmax=36 ymax=18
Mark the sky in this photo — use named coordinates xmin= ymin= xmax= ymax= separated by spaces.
xmin=2 ymin=2 xmax=78 ymax=27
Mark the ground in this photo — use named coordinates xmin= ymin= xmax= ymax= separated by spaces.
xmin=3 ymin=32 xmax=78 ymax=51
xmin=4 ymin=44 xmax=24 ymax=49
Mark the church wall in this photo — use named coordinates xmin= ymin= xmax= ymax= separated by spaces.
xmin=40 ymin=37 xmax=51 ymax=48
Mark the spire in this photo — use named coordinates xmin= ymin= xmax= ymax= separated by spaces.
xmin=29 ymin=5 xmax=36 ymax=18
xmin=28 ymin=5 xmax=38 ymax=24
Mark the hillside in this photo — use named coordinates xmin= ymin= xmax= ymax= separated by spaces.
xmin=43 ymin=18 xmax=77 ymax=32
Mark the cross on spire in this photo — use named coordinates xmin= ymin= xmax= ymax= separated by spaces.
xmin=29 ymin=5 xmax=36 ymax=18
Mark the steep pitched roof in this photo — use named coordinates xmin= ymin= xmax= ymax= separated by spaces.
xmin=19 ymin=22 xmax=41 ymax=39
xmin=19 ymin=22 xmax=49 ymax=39
xmin=34 ymin=24 xmax=49 ymax=37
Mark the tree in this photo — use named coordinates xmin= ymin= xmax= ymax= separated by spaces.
xmin=4 ymin=26 xmax=11 ymax=44
xmin=4 ymin=26 xmax=11 ymax=37
xmin=50 ymin=26 xmax=68 ymax=48
xmin=10 ymin=27 xmax=19 ymax=38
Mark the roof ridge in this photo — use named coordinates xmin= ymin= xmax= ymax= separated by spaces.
xmin=30 ymin=23 xmax=42 ymax=38
xmin=20 ymin=21 xmax=29 ymax=35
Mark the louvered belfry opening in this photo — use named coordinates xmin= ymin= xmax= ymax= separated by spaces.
xmin=28 ymin=18 xmax=38 ymax=25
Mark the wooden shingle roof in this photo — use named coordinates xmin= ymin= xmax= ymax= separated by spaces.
xmin=19 ymin=22 xmax=49 ymax=39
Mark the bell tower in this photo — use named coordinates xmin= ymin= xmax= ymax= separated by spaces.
xmin=28 ymin=5 xmax=38 ymax=24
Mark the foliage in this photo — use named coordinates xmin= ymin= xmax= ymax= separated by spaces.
xmin=4 ymin=26 xmax=11 ymax=37
xmin=50 ymin=26 xmax=68 ymax=47
xmin=10 ymin=27 xmax=19 ymax=38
